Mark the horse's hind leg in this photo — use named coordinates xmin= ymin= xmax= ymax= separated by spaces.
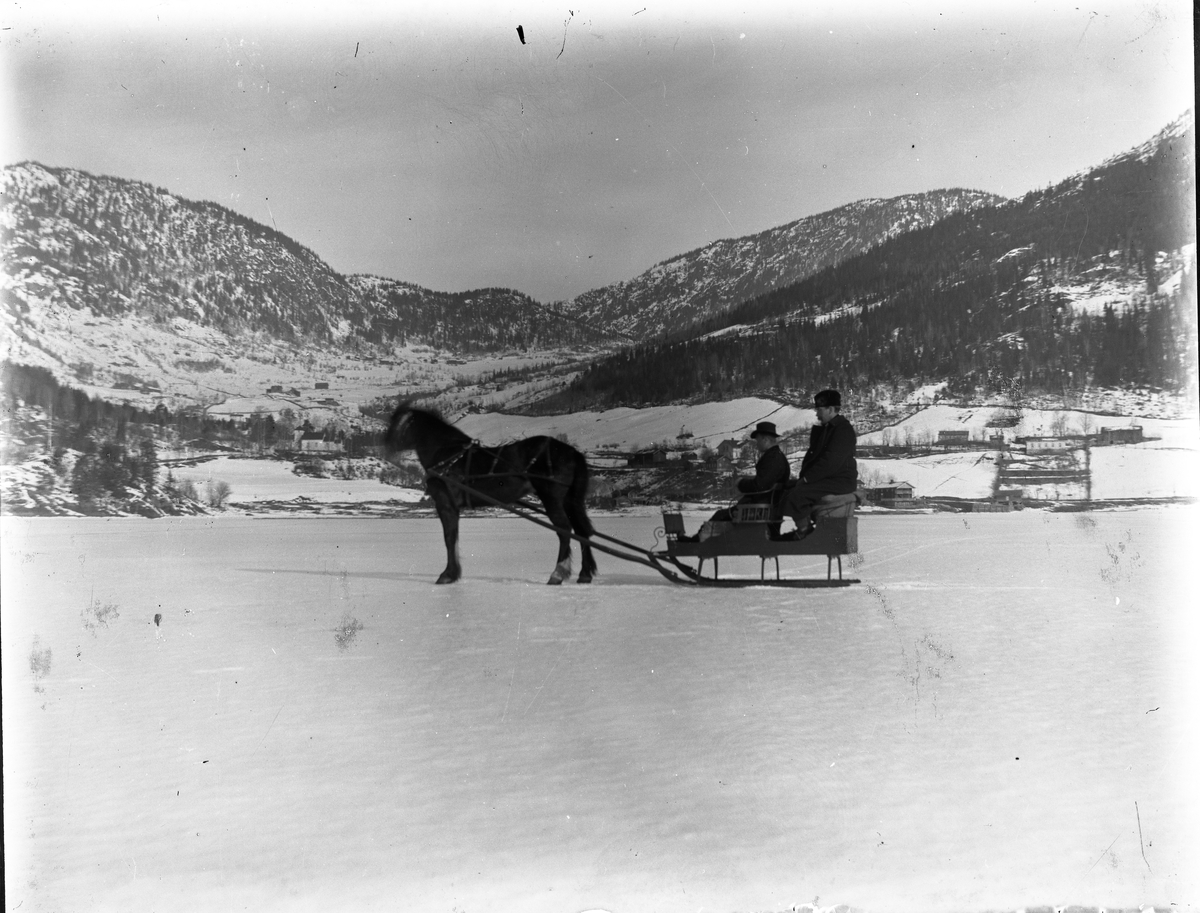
xmin=539 ymin=494 xmax=574 ymax=585
xmin=564 ymin=497 xmax=597 ymax=584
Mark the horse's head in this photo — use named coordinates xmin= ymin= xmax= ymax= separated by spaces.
xmin=384 ymin=402 xmax=471 ymax=465
xmin=385 ymin=403 xmax=420 ymax=454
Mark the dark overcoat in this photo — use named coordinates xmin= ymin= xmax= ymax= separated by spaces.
xmin=736 ymin=444 xmax=790 ymax=501
xmin=796 ymin=414 xmax=857 ymax=494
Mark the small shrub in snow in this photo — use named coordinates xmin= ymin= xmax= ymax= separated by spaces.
xmin=205 ymin=479 xmax=232 ymax=508
xmin=292 ymin=459 xmax=328 ymax=478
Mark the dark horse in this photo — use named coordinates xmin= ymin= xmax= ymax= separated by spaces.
xmin=384 ymin=404 xmax=598 ymax=585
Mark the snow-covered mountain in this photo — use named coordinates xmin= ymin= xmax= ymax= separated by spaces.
xmin=0 ymin=161 xmax=609 ymax=356
xmin=561 ymin=189 xmax=1005 ymax=339
xmin=538 ymin=111 xmax=1196 ymax=412
xmin=1 ymin=163 xmax=1007 ymax=416
xmin=0 ymin=162 xmax=619 ymax=414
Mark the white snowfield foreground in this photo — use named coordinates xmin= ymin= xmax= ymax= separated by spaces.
xmin=2 ymin=509 xmax=1197 ymax=913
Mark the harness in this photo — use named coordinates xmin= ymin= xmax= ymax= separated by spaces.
xmin=424 ymin=436 xmax=559 ymax=493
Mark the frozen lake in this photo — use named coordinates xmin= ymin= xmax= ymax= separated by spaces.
xmin=3 ymin=509 xmax=1197 ymax=912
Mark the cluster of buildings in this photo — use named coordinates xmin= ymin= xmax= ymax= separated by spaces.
xmin=935 ymin=426 xmax=1144 ymax=451
xmin=864 ymin=424 xmax=1147 ymax=507
xmin=624 ymin=437 xmax=756 ymax=470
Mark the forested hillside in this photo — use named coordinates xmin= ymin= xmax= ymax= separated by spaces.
xmin=535 ymin=113 xmax=1196 ymax=411
xmin=562 ymin=189 xmax=1004 ymax=338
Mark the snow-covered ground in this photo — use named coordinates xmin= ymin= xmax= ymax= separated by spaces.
xmin=3 ymin=510 xmax=1198 ymax=913
xmin=858 ymin=451 xmax=999 ymax=499
xmin=165 ymin=456 xmax=424 ymax=507
xmin=855 ymin=445 xmax=1200 ymax=501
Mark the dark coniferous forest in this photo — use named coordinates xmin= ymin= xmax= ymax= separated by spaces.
xmin=537 ymin=116 xmax=1196 ymax=411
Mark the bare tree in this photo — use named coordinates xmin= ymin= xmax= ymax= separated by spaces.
xmin=205 ymin=479 xmax=232 ymax=509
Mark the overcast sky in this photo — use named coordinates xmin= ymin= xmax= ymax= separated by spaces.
xmin=2 ymin=0 xmax=1194 ymax=303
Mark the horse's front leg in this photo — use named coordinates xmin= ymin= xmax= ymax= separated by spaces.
xmin=428 ymin=480 xmax=462 ymax=584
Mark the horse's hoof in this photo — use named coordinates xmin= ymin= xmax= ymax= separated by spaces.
xmin=546 ymin=575 xmax=564 ymax=585
xmin=576 ymin=574 xmax=593 ymax=584
xmin=436 ymin=573 xmax=458 ymax=584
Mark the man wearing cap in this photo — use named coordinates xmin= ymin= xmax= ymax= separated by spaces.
xmin=679 ymin=420 xmax=790 ymax=541
xmin=778 ymin=389 xmax=858 ymax=539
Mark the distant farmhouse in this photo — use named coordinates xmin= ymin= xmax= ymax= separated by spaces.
xmin=1097 ymin=426 xmax=1143 ymax=445
xmin=112 ymin=373 xmax=160 ymax=393
xmin=865 ymin=481 xmax=915 ymax=508
xmin=937 ymin=430 xmax=970 ymax=446
xmin=995 ymin=488 xmax=1025 ymax=505
xmin=707 ymin=455 xmax=736 ymax=474
xmin=294 ymin=429 xmax=343 ymax=454
xmin=1023 ymin=436 xmax=1081 ymax=453
xmin=715 ymin=439 xmax=741 ymax=460
xmin=627 ymin=448 xmax=668 ymax=467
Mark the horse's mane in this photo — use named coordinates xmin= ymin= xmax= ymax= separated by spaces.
xmin=390 ymin=404 xmax=472 ymax=446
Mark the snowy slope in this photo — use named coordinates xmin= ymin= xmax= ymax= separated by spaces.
xmin=457 ymin=397 xmax=816 ymax=451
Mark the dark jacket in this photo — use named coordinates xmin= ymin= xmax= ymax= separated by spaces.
xmin=736 ymin=444 xmax=790 ymax=498
xmin=797 ymin=414 xmax=857 ymax=493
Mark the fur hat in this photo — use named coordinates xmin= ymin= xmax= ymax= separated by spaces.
xmin=813 ymin=389 xmax=841 ymax=409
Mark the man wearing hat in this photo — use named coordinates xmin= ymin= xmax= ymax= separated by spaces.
xmin=778 ymin=389 xmax=858 ymax=539
xmin=736 ymin=421 xmax=791 ymax=505
xmin=679 ymin=419 xmax=790 ymax=541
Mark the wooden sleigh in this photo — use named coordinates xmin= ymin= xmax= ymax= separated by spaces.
xmin=659 ymin=488 xmax=862 ymax=587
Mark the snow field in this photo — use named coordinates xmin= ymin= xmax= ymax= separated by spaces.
xmin=164 ymin=456 xmax=425 ymax=505
xmin=3 ymin=509 xmax=1198 ymax=913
